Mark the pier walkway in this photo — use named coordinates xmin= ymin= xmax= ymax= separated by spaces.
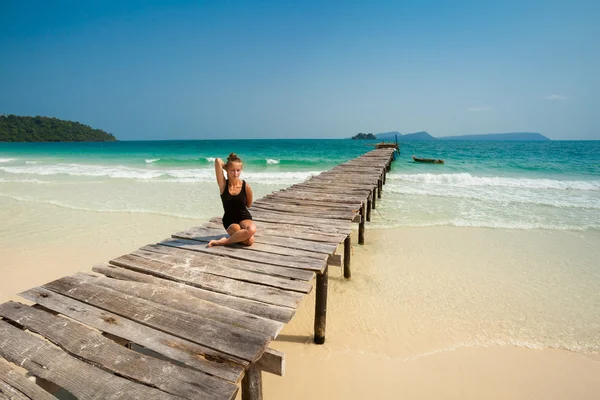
xmin=0 ymin=148 xmax=396 ymax=400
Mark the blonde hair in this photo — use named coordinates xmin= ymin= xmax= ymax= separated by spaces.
xmin=226 ymin=152 xmax=243 ymax=168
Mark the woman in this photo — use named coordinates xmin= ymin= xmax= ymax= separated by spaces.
xmin=208 ymin=153 xmax=257 ymax=247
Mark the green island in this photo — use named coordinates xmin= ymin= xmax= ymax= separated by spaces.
xmin=351 ymin=132 xmax=377 ymax=140
xmin=0 ymin=115 xmax=117 ymax=142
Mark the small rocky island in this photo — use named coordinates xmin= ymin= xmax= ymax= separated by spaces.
xmin=0 ymin=115 xmax=117 ymax=142
xmin=351 ymin=132 xmax=377 ymax=140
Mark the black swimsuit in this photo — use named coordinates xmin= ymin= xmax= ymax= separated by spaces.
xmin=221 ymin=179 xmax=253 ymax=229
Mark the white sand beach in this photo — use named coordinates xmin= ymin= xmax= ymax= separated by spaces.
xmin=2 ymin=197 xmax=599 ymax=399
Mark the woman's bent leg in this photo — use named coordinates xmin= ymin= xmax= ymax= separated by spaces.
xmin=208 ymin=221 xmax=256 ymax=247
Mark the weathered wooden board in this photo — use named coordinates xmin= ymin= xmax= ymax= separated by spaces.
xmin=93 ymin=264 xmax=296 ymax=323
xmin=0 ymin=320 xmax=180 ymax=400
xmin=0 ymin=380 xmax=29 ymax=400
xmin=250 ymin=202 xmax=357 ymax=220
xmin=205 ymin=220 xmax=347 ymax=244
xmin=111 ymin=251 xmax=305 ymax=307
xmin=266 ymin=190 xmax=366 ymax=205
xmin=42 ymin=276 xmax=272 ymax=362
xmin=209 ymin=216 xmax=347 ymax=236
xmin=19 ymin=287 xmax=247 ymax=382
xmin=250 ymin=210 xmax=351 ymax=233
xmin=135 ymin=244 xmax=315 ymax=281
xmin=254 ymin=198 xmax=360 ymax=212
xmin=260 ymin=196 xmax=361 ymax=211
xmin=159 ymin=238 xmax=326 ymax=273
xmin=290 ymin=182 xmax=374 ymax=193
xmin=171 ymin=229 xmax=329 ymax=262
xmin=0 ymin=302 xmax=238 ymax=400
xmin=70 ymin=272 xmax=285 ymax=338
xmin=187 ymin=225 xmax=339 ymax=254
xmin=0 ymin=361 xmax=55 ymax=400
xmin=120 ymin=244 xmax=314 ymax=292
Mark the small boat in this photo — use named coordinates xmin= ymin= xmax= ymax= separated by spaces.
xmin=412 ymin=155 xmax=444 ymax=164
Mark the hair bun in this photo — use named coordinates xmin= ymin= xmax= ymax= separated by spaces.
xmin=226 ymin=153 xmax=242 ymax=165
xmin=227 ymin=152 xmax=238 ymax=162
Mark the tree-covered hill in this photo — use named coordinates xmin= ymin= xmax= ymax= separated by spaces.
xmin=0 ymin=115 xmax=117 ymax=142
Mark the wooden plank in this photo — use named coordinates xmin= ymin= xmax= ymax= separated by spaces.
xmin=250 ymin=211 xmax=351 ymax=234
xmin=0 ymin=302 xmax=238 ymax=400
xmin=172 ymin=229 xmax=329 ymax=262
xmin=209 ymin=217 xmax=348 ymax=239
xmin=0 ymin=361 xmax=55 ymax=400
xmin=0 ymin=320 xmax=180 ymax=400
xmin=0 ymin=380 xmax=29 ymax=400
xmin=187 ymin=225 xmax=338 ymax=254
xmin=124 ymin=243 xmax=315 ymax=292
xmin=267 ymin=190 xmax=365 ymax=205
xmin=254 ymin=198 xmax=359 ymax=213
xmin=247 ymin=221 xmax=347 ymax=243
xmin=70 ymin=272 xmax=285 ymax=338
xmin=255 ymin=348 xmax=284 ymax=377
xmin=111 ymin=251 xmax=305 ymax=307
xmin=135 ymin=244 xmax=315 ymax=281
xmin=159 ymin=238 xmax=326 ymax=273
xmin=250 ymin=203 xmax=357 ymax=221
xmin=93 ymin=264 xmax=296 ymax=323
xmin=251 ymin=208 xmax=352 ymax=228
xmin=42 ymin=276 xmax=272 ymax=362
xmin=260 ymin=196 xmax=362 ymax=211
xmin=19 ymin=287 xmax=247 ymax=382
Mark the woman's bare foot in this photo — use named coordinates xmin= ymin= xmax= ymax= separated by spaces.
xmin=207 ymin=237 xmax=228 ymax=247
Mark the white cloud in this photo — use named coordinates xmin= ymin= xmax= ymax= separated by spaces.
xmin=467 ymin=106 xmax=491 ymax=112
xmin=545 ymin=94 xmax=567 ymax=100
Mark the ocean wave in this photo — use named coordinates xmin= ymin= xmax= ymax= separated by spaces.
xmin=0 ymin=158 xmax=17 ymax=163
xmin=392 ymin=173 xmax=600 ymax=191
xmin=372 ymin=218 xmax=600 ymax=232
xmin=0 ymin=194 xmax=199 ymax=219
xmin=385 ymin=184 xmax=600 ymax=210
xmin=205 ymin=157 xmax=216 ymax=163
xmin=266 ymin=158 xmax=280 ymax=165
xmin=0 ymin=162 xmax=321 ymax=184
xmin=145 ymin=158 xmax=160 ymax=164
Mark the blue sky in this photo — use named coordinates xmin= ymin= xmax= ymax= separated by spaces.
xmin=1 ymin=0 xmax=598 ymax=140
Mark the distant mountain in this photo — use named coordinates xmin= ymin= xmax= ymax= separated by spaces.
xmin=0 ymin=115 xmax=117 ymax=142
xmin=372 ymin=131 xmax=549 ymax=141
xmin=439 ymin=132 xmax=550 ymax=141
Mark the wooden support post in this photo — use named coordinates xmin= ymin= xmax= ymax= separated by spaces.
xmin=358 ymin=203 xmax=365 ymax=245
xmin=383 ymin=169 xmax=386 ymax=185
xmin=314 ymin=266 xmax=328 ymax=344
xmin=242 ymin=363 xmax=263 ymax=400
xmin=343 ymin=235 xmax=351 ymax=278
xmin=366 ymin=198 xmax=372 ymax=222
xmin=378 ymin=178 xmax=382 ymax=199
xmin=372 ymin=188 xmax=377 ymax=209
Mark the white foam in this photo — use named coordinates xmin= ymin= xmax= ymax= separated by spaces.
xmin=266 ymin=158 xmax=280 ymax=165
xmin=0 ymin=158 xmax=16 ymax=163
xmin=25 ymin=161 xmax=38 ymax=164
xmin=385 ymin=184 xmax=600 ymax=210
xmin=145 ymin=158 xmax=160 ymax=164
xmin=205 ymin=157 xmax=216 ymax=163
xmin=392 ymin=173 xmax=600 ymax=191
xmin=0 ymin=194 xmax=199 ymax=219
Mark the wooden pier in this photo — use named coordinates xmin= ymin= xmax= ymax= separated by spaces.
xmin=0 ymin=148 xmax=396 ymax=400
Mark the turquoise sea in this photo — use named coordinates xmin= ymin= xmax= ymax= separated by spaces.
xmin=1 ymin=139 xmax=599 ymax=231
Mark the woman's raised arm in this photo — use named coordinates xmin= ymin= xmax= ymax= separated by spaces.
xmin=214 ymin=158 xmax=226 ymax=194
